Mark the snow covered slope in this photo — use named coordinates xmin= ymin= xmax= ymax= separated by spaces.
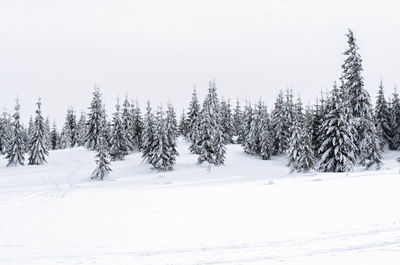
xmin=1 ymin=139 xmax=400 ymax=265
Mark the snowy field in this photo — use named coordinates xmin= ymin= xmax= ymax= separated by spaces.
xmin=1 ymin=139 xmax=400 ymax=265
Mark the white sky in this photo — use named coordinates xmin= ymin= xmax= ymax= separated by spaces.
xmin=0 ymin=0 xmax=399 ymax=126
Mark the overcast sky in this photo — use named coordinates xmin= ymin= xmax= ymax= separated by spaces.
xmin=0 ymin=0 xmax=399 ymax=125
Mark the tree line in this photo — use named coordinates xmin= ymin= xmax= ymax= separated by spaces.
xmin=0 ymin=29 xmax=396 ymax=179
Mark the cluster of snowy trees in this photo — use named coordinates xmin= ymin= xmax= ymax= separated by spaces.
xmin=1 ymin=29 xmax=398 ymax=178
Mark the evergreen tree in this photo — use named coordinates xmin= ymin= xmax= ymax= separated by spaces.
xmin=91 ymin=126 xmax=111 ymax=180
xmin=149 ymin=107 xmax=176 ymax=170
xmin=121 ymin=97 xmax=135 ymax=151
xmin=44 ymin=117 xmax=51 ymax=150
xmin=61 ymin=108 xmax=77 ymax=148
xmin=166 ymin=104 xmax=179 ymax=158
xmin=237 ymin=101 xmax=252 ymax=145
xmin=232 ymin=99 xmax=242 ymax=141
xmin=389 ymin=87 xmax=400 ymax=150
xmin=318 ymin=82 xmax=356 ymax=172
xmin=243 ymin=101 xmax=262 ymax=155
xmin=197 ymin=81 xmax=226 ymax=165
xmin=141 ymin=101 xmax=155 ymax=162
xmin=76 ymin=112 xmax=87 ymax=147
xmin=187 ymin=88 xmax=201 ymax=154
xmin=28 ymin=99 xmax=49 ymax=165
xmin=271 ymin=91 xmax=287 ymax=154
xmin=5 ymin=99 xmax=25 ymax=166
xmin=178 ymin=109 xmax=188 ymax=136
xmin=131 ymin=101 xmax=143 ymax=151
xmin=50 ymin=121 xmax=58 ymax=150
xmin=375 ymin=80 xmax=391 ymax=147
xmin=109 ymin=100 xmax=129 ymax=161
xmin=259 ymin=105 xmax=273 ymax=160
xmin=220 ymin=99 xmax=234 ymax=144
xmin=0 ymin=111 xmax=12 ymax=154
xmin=85 ymin=87 xmax=105 ymax=150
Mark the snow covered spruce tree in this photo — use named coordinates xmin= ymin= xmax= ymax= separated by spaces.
xmin=121 ymin=97 xmax=135 ymax=151
xmin=91 ymin=124 xmax=111 ymax=180
xmin=375 ymin=80 xmax=391 ymax=147
xmin=0 ymin=111 xmax=12 ymax=155
xmin=28 ymin=99 xmax=49 ymax=165
xmin=220 ymin=99 xmax=234 ymax=144
xmin=141 ymin=101 xmax=155 ymax=162
xmin=287 ymin=97 xmax=314 ymax=173
xmin=259 ymin=104 xmax=273 ymax=160
xmin=76 ymin=112 xmax=87 ymax=147
xmin=5 ymin=99 xmax=25 ymax=166
xmin=197 ymin=81 xmax=226 ymax=165
xmin=243 ymin=101 xmax=263 ymax=155
xmin=60 ymin=107 xmax=77 ymax=148
xmin=232 ymin=99 xmax=242 ymax=142
xmin=238 ymin=101 xmax=252 ymax=145
xmin=85 ymin=87 xmax=105 ymax=150
xmin=318 ymin=82 xmax=356 ymax=172
xmin=187 ymin=87 xmax=201 ymax=154
xmin=178 ymin=109 xmax=188 ymax=136
xmin=389 ymin=87 xmax=400 ymax=150
xmin=50 ymin=121 xmax=58 ymax=150
xmin=131 ymin=101 xmax=143 ymax=150
xmin=109 ymin=100 xmax=129 ymax=161
xmin=271 ymin=91 xmax=287 ymax=154
xmin=149 ymin=107 xmax=176 ymax=170
xmin=166 ymin=104 xmax=179 ymax=158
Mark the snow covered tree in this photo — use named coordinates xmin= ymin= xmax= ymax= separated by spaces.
xmin=76 ymin=112 xmax=87 ymax=147
xmin=178 ymin=109 xmax=188 ymax=136
xmin=5 ymin=99 xmax=25 ymax=166
xmin=141 ymin=101 xmax=155 ymax=162
xmin=61 ymin=108 xmax=77 ymax=148
xmin=232 ymin=99 xmax=242 ymax=140
xmin=389 ymin=87 xmax=400 ymax=150
xmin=44 ymin=117 xmax=51 ymax=150
xmin=375 ymin=80 xmax=391 ymax=148
xmin=91 ymin=126 xmax=111 ymax=180
xmin=109 ymin=100 xmax=129 ymax=161
xmin=121 ymin=97 xmax=135 ymax=151
xmin=237 ymin=101 xmax=252 ymax=145
xmin=318 ymin=82 xmax=356 ymax=172
xmin=287 ymin=97 xmax=314 ymax=173
xmin=271 ymin=91 xmax=288 ymax=154
xmin=166 ymin=104 xmax=179 ymax=158
xmin=149 ymin=107 xmax=176 ymax=170
xmin=50 ymin=121 xmax=58 ymax=150
xmin=243 ymin=101 xmax=262 ymax=155
xmin=259 ymin=105 xmax=273 ymax=160
xmin=131 ymin=101 xmax=143 ymax=151
xmin=0 ymin=111 xmax=12 ymax=154
xmin=28 ymin=99 xmax=49 ymax=165
xmin=197 ymin=81 xmax=226 ymax=165
xmin=85 ymin=87 xmax=105 ymax=150
xmin=187 ymin=88 xmax=202 ymax=154
xmin=220 ymin=99 xmax=234 ymax=144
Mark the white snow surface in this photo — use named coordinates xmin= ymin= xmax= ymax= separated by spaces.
xmin=1 ymin=138 xmax=399 ymax=265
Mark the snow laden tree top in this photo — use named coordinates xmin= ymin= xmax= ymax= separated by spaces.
xmin=85 ymin=87 xmax=105 ymax=150
xmin=5 ymin=99 xmax=25 ymax=167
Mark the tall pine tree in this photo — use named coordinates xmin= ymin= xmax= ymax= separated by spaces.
xmin=28 ymin=99 xmax=49 ymax=165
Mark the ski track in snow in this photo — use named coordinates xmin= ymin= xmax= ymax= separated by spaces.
xmin=1 ymin=139 xmax=400 ymax=264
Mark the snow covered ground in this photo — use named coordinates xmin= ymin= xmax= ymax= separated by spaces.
xmin=1 ymin=139 xmax=400 ymax=265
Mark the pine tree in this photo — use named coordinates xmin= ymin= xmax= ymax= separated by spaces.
xmin=85 ymin=87 xmax=105 ymax=150
xmin=61 ymin=108 xmax=77 ymax=148
xmin=259 ymin=105 xmax=273 ymax=160
xmin=187 ymin=88 xmax=201 ymax=154
xmin=389 ymin=87 xmax=400 ymax=150
xmin=197 ymin=81 xmax=226 ymax=165
xmin=44 ymin=117 xmax=51 ymax=150
xmin=5 ymin=99 xmax=25 ymax=166
xmin=121 ymin=97 xmax=135 ymax=151
xmin=318 ymin=82 xmax=356 ymax=172
xmin=76 ymin=112 xmax=87 ymax=147
xmin=375 ymin=80 xmax=391 ymax=148
xmin=220 ymin=99 xmax=234 ymax=144
xmin=131 ymin=101 xmax=143 ymax=151
xmin=166 ymin=104 xmax=179 ymax=158
xmin=109 ymin=100 xmax=129 ymax=161
xmin=232 ymin=99 xmax=242 ymax=141
xmin=238 ymin=101 xmax=252 ymax=145
xmin=141 ymin=101 xmax=155 ymax=162
xmin=50 ymin=121 xmax=58 ymax=150
xmin=178 ymin=109 xmax=188 ymax=136
xmin=28 ymin=99 xmax=49 ymax=165
xmin=243 ymin=101 xmax=262 ymax=155
xmin=149 ymin=107 xmax=176 ymax=170
xmin=91 ymin=126 xmax=112 ymax=180
xmin=0 ymin=111 xmax=12 ymax=154
xmin=271 ymin=91 xmax=287 ymax=154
